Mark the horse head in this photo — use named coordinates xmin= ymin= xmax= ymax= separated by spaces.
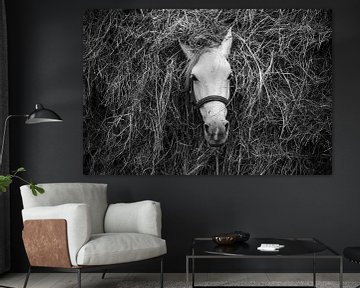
xmin=181 ymin=28 xmax=233 ymax=147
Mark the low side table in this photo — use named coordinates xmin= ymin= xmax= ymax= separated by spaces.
xmin=186 ymin=237 xmax=343 ymax=288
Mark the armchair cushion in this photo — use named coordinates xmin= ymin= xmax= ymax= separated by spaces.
xmin=76 ymin=233 xmax=166 ymax=266
xmin=20 ymin=183 xmax=108 ymax=234
xmin=22 ymin=203 xmax=91 ymax=266
xmin=104 ymin=201 xmax=162 ymax=237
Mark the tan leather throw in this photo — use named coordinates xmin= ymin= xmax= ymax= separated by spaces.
xmin=22 ymin=219 xmax=72 ymax=268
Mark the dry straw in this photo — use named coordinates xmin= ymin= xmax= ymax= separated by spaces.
xmin=83 ymin=9 xmax=332 ymax=175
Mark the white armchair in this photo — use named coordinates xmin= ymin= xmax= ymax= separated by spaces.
xmin=20 ymin=183 xmax=166 ymax=288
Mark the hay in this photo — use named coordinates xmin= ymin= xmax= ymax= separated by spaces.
xmin=83 ymin=9 xmax=332 ymax=175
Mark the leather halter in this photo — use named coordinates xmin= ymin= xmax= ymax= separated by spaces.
xmin=188 ymin=77 xmax=229 ymax=109
xmin=195 ymin=95 xmax=229 ymax=109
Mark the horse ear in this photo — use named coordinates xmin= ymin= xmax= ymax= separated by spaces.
xmin=219 ymin=27 xmax=233 ymax=57
xmin=180 ymin=41 xmax=194 ymax=60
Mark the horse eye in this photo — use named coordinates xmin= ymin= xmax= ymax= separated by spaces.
xmin=191 ymin=74 xmax=199 ymax=82
xmin=227 ymin=73 xmax=233 ymax=80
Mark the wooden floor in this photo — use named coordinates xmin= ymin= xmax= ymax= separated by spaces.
xmin=0 ymin=273 xmax=359 ymax=288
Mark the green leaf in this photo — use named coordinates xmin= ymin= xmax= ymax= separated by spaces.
xmin=30 ymin=182 xmax=38 ymax=196
xmin=35 ymin=185 xmax=45 ymax=194
xmin=0 ymin=175 xmax=13 ymax=192
xmin=11 ymin=167 xmax=26 ymax=175
xmin=30 ymin=181 xmax=44 ymax=196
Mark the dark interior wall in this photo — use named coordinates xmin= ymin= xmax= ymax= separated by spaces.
xmin=5 ymin=0 xmax=360 ymax=273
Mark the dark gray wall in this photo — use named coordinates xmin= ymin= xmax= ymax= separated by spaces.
xmin=5 ymin=0 xmax=360 ymax=273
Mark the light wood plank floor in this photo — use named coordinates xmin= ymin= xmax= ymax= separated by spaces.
xmin=0 ymin=273 xmax=360 ymax=288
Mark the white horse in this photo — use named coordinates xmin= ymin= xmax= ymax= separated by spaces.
xmin=181 ymin=28 xmax=233 ymax=147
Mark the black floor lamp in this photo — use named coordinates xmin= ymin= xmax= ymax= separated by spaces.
xmin=0 ymin=103 xmax=63 ymax=167
xmin=0 ymin=103 xmax=62 ymax=288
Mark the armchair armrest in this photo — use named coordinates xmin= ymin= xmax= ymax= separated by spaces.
xmin=22 ymin=203 xmax=91 ymax=266
xmin=104 ymin=200 xmax=162 ymax=237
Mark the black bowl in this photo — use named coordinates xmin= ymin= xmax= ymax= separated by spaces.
xmin=233 ymin=230 xmax=250 ymax=242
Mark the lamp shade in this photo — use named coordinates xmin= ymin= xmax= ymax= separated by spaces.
xmin=25 ymin=104 xmax=63 ymax=124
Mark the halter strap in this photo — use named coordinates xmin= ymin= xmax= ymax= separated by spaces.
xmin=188 ymin=77 xmax=230 ymax=109
xmin=195 ymin=95 xmax=229 ymax=109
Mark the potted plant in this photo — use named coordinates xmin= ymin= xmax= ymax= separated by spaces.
xmin=0 ymin=167 xmax=44 ymax=196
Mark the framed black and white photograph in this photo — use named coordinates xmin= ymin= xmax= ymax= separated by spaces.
xmin=83 ymin=9 xmax=332 ymax=175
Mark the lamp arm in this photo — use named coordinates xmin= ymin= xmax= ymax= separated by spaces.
xmin=0 ymin=114 xmax=28 ymax=169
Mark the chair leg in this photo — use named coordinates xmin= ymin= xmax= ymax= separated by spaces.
xmin=23 ymin=266 xmax=31 ymax=288
xmin=77 ymin=268 xmax=81 ymax=288
xmin=101 ymin=270 xmax=107 ymax=279
xmin=160 ymin=257 xmax=164 ymax=288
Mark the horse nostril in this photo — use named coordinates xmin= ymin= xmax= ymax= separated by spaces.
xmin=224 ymin=122 xmax=229 ymax=132
xmin=204 ymin=123 xmax=210 ymax=134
